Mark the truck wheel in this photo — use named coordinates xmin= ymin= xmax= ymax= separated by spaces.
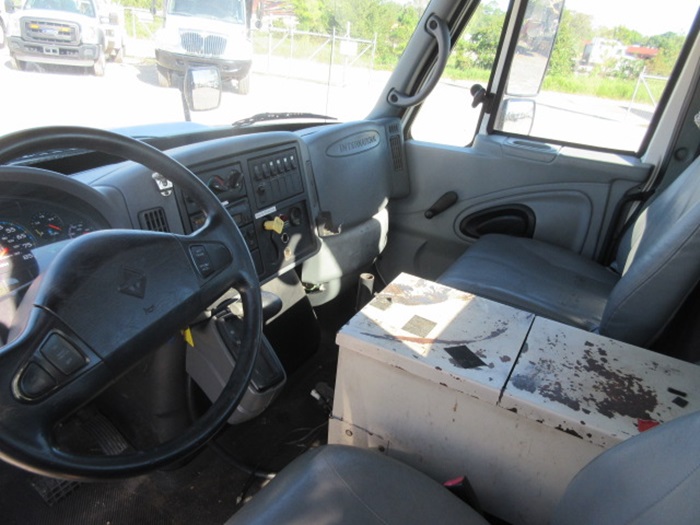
xmin=93 ymin=49 xmax=106 ymax=77
xmin=157 ymin=66 xmax=172 ymax=88
xmin=114 ymin=43 xmax=124 ymax=64
xmin=238 ymin=74 xmax=250 ymax=95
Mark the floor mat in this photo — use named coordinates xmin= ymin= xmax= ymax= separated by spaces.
xmin=0 ymin=446 xmax=249 ymax=525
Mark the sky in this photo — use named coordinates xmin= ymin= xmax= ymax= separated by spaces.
xmin=475 ymin=0 xmax=699 ymax=36
xmin=565 ymin=0 xmax=698 ymax=36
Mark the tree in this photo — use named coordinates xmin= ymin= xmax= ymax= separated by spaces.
xmin=290 ymin=0 xmax=327 ymax=32
xmin=458 ymin=0 xmax=506 ymax=70
xmin=547 ymin=9 xmax=577 ymax=76
xmin=389 ymin=5 xmax=422 ymax=57
xmin=602 ymin=25 xmax=645 ymax=46
xmin=647 ymin=32 xmax=686 ymax=76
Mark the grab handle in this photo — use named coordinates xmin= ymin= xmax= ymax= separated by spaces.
xmin=387 ymin=14 xmax=450 ymax=108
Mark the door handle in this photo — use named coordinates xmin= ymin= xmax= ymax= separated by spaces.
xmin=425 ymin=191 xmax=458 ymax=219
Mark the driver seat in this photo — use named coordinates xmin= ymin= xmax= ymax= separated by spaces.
xmin=226 ymin=410 xmax=700 ymax=524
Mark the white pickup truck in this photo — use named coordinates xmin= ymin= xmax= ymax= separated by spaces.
xmin=6 ymin=0 xmax=124 ymax=76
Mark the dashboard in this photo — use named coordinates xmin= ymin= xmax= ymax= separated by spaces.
xmin=0 ymin=118 xmax=407 ymax=421
xmin=0 ymin=117 xmax=408 ymax=308
xmin=177 ymin=141 xmax=318 ymax=283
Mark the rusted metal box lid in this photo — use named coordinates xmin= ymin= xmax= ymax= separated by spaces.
xmin=337 ymin=273 xmax=534 ymax=403
xmin=502 ymin=317 xmax=700 ymax=447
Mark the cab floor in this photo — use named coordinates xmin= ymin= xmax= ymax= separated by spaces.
xmin=0 ymin=330 xmax=339 ymax=525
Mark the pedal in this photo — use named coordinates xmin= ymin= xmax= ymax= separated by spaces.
xmin=29 ymin=411 xmax=130 ymax=506
xmin=30 ymin=476 xmax=81 ymax=507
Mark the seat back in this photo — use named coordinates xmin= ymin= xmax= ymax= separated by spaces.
xmin=552 ymin=410 xmax=700 ymax=525
xmin=600 ymin=156 xmax=700 ymax=346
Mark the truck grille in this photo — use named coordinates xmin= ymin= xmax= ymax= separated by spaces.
xmin=22 ymin=18 xmax=80 ymax=45
xmin=180 ymin=32 xmax=227 ymax=56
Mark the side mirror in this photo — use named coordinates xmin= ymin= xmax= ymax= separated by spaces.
xmin=495 ymin=98 xmax=536 ymax=135
xmin=504 ymin=1 xmax=564 ymax=97
xmin=183 ymin=67 xmax=222 ymax=113
xmin=5 ymin=0 xmax=16 ymax=13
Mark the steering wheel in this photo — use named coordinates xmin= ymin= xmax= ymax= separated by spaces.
xmin=0 ymin=127 xmax=263 ymax=479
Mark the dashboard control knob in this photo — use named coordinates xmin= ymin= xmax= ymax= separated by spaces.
xmin=289 ymin=207 xmax=302 ymax=226
xmin=207 ymin=176 xmax=227 ymax=193
xmin=229 ymin=169 xmax=243 ymax=190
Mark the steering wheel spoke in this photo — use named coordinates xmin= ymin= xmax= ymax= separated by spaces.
xmin=0 ymin=127 xmax=263 ymax=479
xmin=0 ymin=306 xmax=117 ymax=471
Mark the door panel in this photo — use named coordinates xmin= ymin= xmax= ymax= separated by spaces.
xmin=379 ymin=134 xmax=652 ymax=282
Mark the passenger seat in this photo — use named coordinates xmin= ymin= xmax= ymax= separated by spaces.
xmin=438 ymin=156 xmax=700 ymax=347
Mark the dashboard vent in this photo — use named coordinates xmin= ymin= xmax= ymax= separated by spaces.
xmin=389 ymin=134 xmax=404 ymax=172
xmin=139 ymin=208 xmax=170 ymax=232
xmin=388 ymin=122 xmax=400 ymax=134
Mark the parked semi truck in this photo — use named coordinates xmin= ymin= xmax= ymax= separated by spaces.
xmin=155 ymin=0 xmax=253 ymax=94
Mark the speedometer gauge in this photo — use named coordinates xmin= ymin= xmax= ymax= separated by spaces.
xmin=0 ymin=222 xmax=38 ymax=296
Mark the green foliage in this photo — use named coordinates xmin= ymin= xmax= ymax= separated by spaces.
xmin=290 ymin=0 xmax=328 ymax=33
xmin=455 ymin=1 xmax=505 ymax=70
xmin=118 ymin=0 xmax=161 ymax=10
xmin=547 ymin=9 xmax=576 ymax=76
xmin=647 ymin=32 xmax=686 ymax=76
xmin=602 ymin=25 xmax=645 ymax=46
xmin=316 ymin=0 xmax=418 ymax=66
xmin=543 ymin=72 xmax=666 ymax=103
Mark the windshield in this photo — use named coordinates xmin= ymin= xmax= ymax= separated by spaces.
xmin=1 ymin=0 xmax=426 ymax=136
xmin=23 ymin=0 xmax=95 ymax=16
xmin=167 ymin=0 xmax=244 ymax=24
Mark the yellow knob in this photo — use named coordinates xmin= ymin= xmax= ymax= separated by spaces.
xmin=263 ymin=216 xmax=285 ymax=234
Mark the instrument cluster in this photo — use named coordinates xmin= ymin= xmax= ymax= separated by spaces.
xmin=0 ymin=199 xmax=101 ymax=296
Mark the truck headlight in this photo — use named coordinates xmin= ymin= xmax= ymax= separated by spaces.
xmin=9 ymin=17 xmax=22 ymax=38
xmin=221 ymin=36 xmax=252 ymax=60
xmin=155 ymin=27 xmax=182 ymax=52
xmin=82 ymin=26 xmax=99 ymax=45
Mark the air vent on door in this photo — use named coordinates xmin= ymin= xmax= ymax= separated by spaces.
xmin=389 ymin=134 xmax=404 ymax=172
xmin=139 ymin=208 xmax=170 ymax=232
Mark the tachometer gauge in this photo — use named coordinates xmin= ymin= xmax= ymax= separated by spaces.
xmin=0 ymin=222 xmax=38 ymax=296
xmin=30 ymin=211 xmax=65 ymax=241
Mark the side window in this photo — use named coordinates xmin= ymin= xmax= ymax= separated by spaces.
xmin=494 ymin=0 xmax=698 ymax=152
xmin=411 ymin=1 xmax=508 ymax=146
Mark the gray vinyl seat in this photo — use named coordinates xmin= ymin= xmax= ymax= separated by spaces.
xmin=438 ymin=156 xmax=700 ymax=347
xmin=227 ymin=410 xmax=700 ymax=524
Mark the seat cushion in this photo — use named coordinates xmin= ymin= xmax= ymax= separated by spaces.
xmin=552 ymin=410 xmax=700 ymax=525
xmin=226 ymin=445 xmax=486 ymax=525
xmin=438 ymin=234 xmax=619 ymax=331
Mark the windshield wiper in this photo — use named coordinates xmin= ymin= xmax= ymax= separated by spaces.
xmin=231 ymin=112 xmax=336 ymax=129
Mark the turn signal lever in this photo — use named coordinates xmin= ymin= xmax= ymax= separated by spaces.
xmin=425 ymin=191 xmax=458 ymax=219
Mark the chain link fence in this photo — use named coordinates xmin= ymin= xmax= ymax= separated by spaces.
xmin=120 ymin=10 xmax=377 ymax=87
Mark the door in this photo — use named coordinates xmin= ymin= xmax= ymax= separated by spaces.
xmin=379 ymin=0 xmax=700 ymax=283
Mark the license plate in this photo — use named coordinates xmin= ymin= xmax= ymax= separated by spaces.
xmin=43 ymin=46 xmax=59 ymax=55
